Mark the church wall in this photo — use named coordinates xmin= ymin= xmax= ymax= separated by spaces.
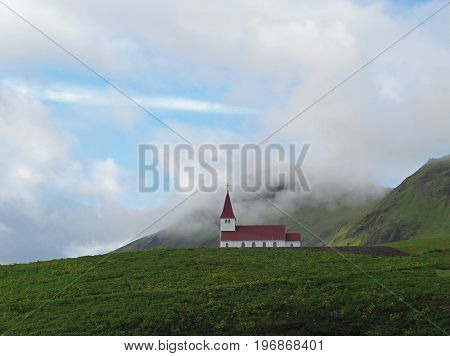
xmin=220 ymin=240 xmax=290 ymax=248
xmin=284 ymin=241 xmax=301 ymax=248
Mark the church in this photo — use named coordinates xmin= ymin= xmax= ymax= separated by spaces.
xmin=219 ymin=190 xmax=301 ymax=248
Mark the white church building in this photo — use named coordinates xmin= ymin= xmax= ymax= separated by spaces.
xmin=219 ymin=190 xmax=301 ymax=248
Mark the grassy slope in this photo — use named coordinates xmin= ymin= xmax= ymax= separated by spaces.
xmin=383 ymin=234 xmax=450 ymax=255
xmin=335 ymin=156 xmax=450 ymax=247
xmin=0 ymin=249 xmax=449 ymax=335
xmin=279 ymin=199 xmax=381 ymax=246
xmin=116 ymin=229 xmax=218 ymax=252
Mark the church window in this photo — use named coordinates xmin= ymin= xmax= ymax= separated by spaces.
xmin=225 ymin=243 xmax=229 ymax=248
xmin=241 ymin=242 xmax=245 ymax=248
xmin=252 ymin=242 xmax=256 ymax=248
xmin=273 ymin=242 xmax=277 ymax=247
xmin=263 ymin=242 xmax=266 ymax=247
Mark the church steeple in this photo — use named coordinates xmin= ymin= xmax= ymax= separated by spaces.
xmin=220 ymin=191 xmax=235 ymax=219
xmin=220 ymin=189 xmax=236 ymax=231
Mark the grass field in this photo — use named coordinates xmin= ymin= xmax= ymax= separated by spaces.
xmin=383 ymin=235 xmax=450 ymax=255
xmin=0 ymin=248 xmax=449 ymax=335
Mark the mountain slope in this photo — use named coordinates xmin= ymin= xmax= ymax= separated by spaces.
xmin=116 ymin=228 xmax=218 ymax=252
xmin=116 ymin=210 xmax=219 ymax=252
xmin=280 ymin=198 xmax=381 ymax=246
xmin=337 ymin=155 xmax=450 ymax=247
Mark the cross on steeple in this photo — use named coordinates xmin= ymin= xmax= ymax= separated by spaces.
xmin=225 ymin=183 xmax=231 ymax=192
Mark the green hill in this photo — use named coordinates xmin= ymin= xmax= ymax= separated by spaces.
xmin=0 ymin=248 xmax=449 ymax=335
xmin=116 ymin=228 xmax=218 ymax=252
xmin=383 ymin=235 xmax=450 ymax=255
xmin=336 ymin=155 xmax=450 ymax=251
xmin=280 ymin=197 xmax=382 ymax=246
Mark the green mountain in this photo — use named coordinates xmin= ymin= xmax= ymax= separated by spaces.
xmin=336 ymin=155 xmax=450 ymax=252
xmin=279 ymin=197 xmax=382 ymax=246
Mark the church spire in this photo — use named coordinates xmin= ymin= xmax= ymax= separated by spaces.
xmin=220 ymin=190 xmax=235 ymax=219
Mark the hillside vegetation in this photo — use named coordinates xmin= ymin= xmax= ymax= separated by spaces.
xmin=281 ymin=198 xmax=381 ymax=246
xmin=335 ymin=156 xmax=450 ymax=248
xmin=0 ymin=249 xmax=449 ymax=335
xmin=383 ymin=234 xmax=450 ymax=255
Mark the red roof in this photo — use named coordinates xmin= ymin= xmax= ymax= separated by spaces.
xmin=220 ymin=192 xmax=236 ymax=219
xmin=221 ymin=225 xmax=286 ymax=241
xmin=286 ymin=233 xmax=301 ymax=241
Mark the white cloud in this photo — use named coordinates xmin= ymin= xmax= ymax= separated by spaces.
xmin=80 ymin=158 xmax=123 ymax=198
xmin=2 ymin=79 xmax=257 ymax=114
xmin=0 ymin=83 xmax=72 ymax=204
xmin=0 ymin=84 xmax=127 ymax=202
xmin=0 ymin=84 xmax=154 ymax=263
xmin=0 ymin=222 xmax=13 ymax=234
xmin=136 ymin=96 xmax=257 ymax=114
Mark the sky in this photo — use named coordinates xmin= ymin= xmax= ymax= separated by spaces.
xmin=0 ymin=0 xmax=449 ymax=263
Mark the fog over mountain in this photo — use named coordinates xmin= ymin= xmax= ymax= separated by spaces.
xmin=116 ymin=182 xmax=390 ymax=251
